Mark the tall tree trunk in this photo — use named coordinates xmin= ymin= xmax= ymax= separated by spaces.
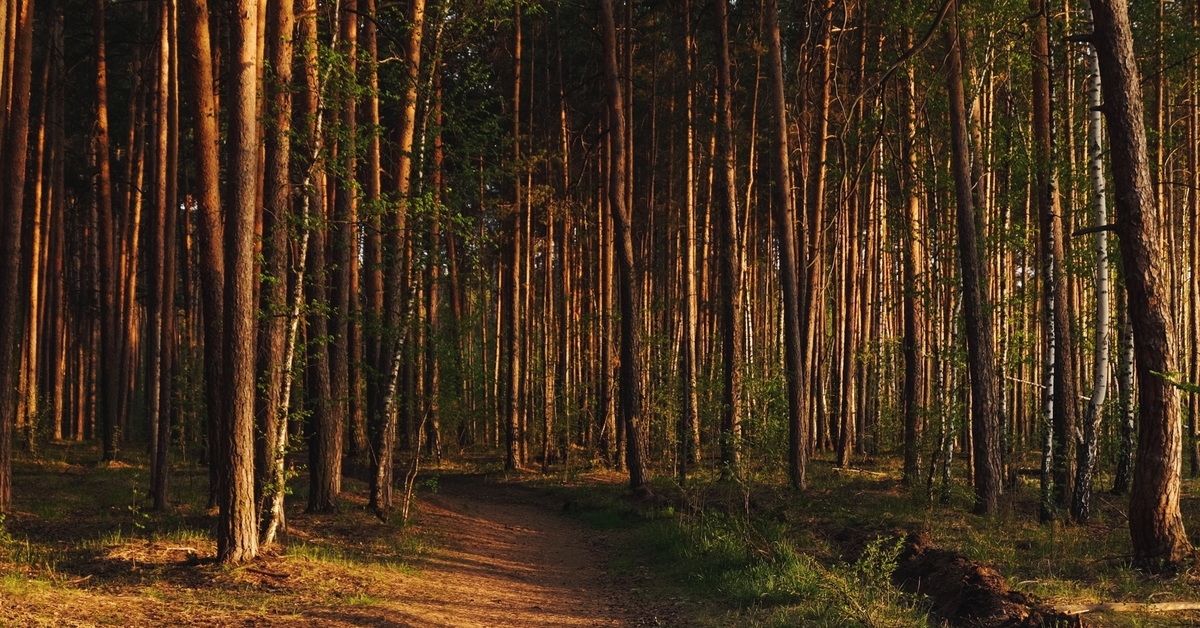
xmin=257 ymin=0 xmax=295 ymax=536
xmin=1032 ymin=0 xmax=1079 ymax=514
xmin=299 ymin=0 xmax=338 ymax=514
xmin=369 ymin=0 xmax=425 ymax=518
xmin=714 ymin=0 xmax=744 ymax=476
xmin=599 ymin=0 xmax=648 ymax=490
xmin=946 ymin=1 xmax=1002 ymax=515
xmin=92 ymin=0 xmax=121 ymax=463
xmin=901 ymin=61 xmax=926 ymax=486
xmin=764 ymin=0 xmax=806 ymax=489
xmin=331 ymin=0 xmax=357 ymax=468
xmin=1071 ymin=14 xmax=1110 ymax=523
xmin=362 ymin=0 xmax=386 ymax=511
xmin=218 ymin=0 xmax=262 ymax=563
xmin=152 ymin=0 xmax=179 ymax=510
xmin=504 ymin=0 xmax=523 ymax=472
xmin=679 ymin=0 xmax=700 ymax=479
xmin=181 ymin=0 xmax=225 ymax=508
xmin=0 ymin=0 xmax=33 ymax=512
xmin=1089 ymin=0 xmax=1194 ymax=571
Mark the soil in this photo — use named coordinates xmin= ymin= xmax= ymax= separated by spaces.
xmin=389 ymin=473 xmax=659 ymax=627
xmin=893 ymin=531 xmax=1086 ymax=628
xmin=0 ymin=469 xmax=664 ymax=627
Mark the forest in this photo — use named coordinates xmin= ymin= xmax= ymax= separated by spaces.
xmin=2 ymin=0 xmax=1200 ymax=624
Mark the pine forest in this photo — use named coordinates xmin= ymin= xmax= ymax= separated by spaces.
xmin=2 ymin=0 xmax=1200 ymax=625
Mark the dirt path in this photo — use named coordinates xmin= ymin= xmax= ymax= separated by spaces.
xmin=384 ymin=474 xmax=651 ymax=628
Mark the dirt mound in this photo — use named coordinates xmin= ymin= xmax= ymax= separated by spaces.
xmin=893 ymin=532 xmax=1084 ymax=628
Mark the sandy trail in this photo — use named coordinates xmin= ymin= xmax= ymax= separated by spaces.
xmin=384 ymin=475 xmax=647 ymax=628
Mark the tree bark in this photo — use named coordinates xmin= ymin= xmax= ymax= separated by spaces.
xmin=0 ymin=0 xmax=33 ymax=512
xmin=1031 ymin=0 xmax=1079 ymax=514
xmin=763 ymin=0 xmax=805 ymax=489
xmin=1089 ymin=0 xmax=1195 ymax=571
xmin=714 ymin=0 xmax=744 ymax=476
xmin=256 ymin=0 xmax=295 ymax=535
xmin=599 ymin=0 xmax=648 ymax=490
xmin=181 ymin=0 xmax=225 ymax=510
xmin=299 ymin=0 xmax=338 ymax=514
xmin=218 ymin=0 xmax=262 ymax=563
xmin=1071 ymin=13 xmax=1110 ymax=523
xmin=946 ymin=1 xmax=1002 ymax=515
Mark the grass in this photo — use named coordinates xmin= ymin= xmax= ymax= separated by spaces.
xmin=0 ymin=441 xmax=429 ymax=626
xmin=6 ymin=441 xmax=1200 ymax=627
xmin=532 ymin=453 xmax=1200 ymax=628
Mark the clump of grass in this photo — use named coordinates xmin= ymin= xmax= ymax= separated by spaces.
xmin=558 ymin=482 xmax=927 ymax=627
xmin=340 ymin=592 xmax=380 ymax=605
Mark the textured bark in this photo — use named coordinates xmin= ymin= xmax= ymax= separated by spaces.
xmin=370 ymin=0 xmax=425 ymax=517
xmin=299 ymin=0 xmax=338 ymax=514
xmin=330 ymin=0 xmax=357 ymax=467
xmin=1031 ymin=0 xmax=1079 ymax=513
xmin=714 ymin=0 xmax=744 ymax=476
xmin=180 ymin=0 xmax=225 ymax=509
xmin=362 ymin=0 xmax=386 ymax=512
xmin=504 ymin=1 xmax=523 ymax=472
xmin=599 ymin=0 xmax=648 ymax=490
xmin=1071 ymin=18 xmax=1110 ymax=523
xmin=256 ymin=0 xmax=295 ymax=537
xmin=152 ymin=0 xmax=179 ymax=510
xmin=1089 ymin=0 xmax=1194 ymax=571
xmin=764 ymin=0 xmax=805 ymax=490
xmin=0 ymin=0 xmax=34 ymax=513
xmin=946 ymin=3 xmax=1002 ymax=515
xmin=679 ymin=0 xmax=699 ymax=479
xmin=901 ymin=63 xmax=926 ymax=486
xmin=218 ymin=0 xmax=262 ymax=564
xmin=91 ymin=0 xmax=121 ymax=464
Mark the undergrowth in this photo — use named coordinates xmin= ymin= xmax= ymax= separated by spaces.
xmin=556 ymin=479 xmax=929 ymax=627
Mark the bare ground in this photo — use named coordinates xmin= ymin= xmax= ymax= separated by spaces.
xmin=384 ymin=473 xmax=656 ymax=627
xmin=0 ymin=468 xmax=662 ymax=627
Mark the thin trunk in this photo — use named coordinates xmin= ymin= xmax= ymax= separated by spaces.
xmin=765 ymin=0 xmax=806 ymax=489
xmin=946 ymin=2 xmax=1002 ymax=514
xmin=599 ymin=0 xmax=648 ymax=490
xmin=715 ymin=0 xmax=744 ymax=476
xmin=300 ymin=0 xmax=337 ymax=514
xmin=257 ymin=0 xmax=295 ymax=539
xmin=1071 ymin=18 xmax=1110 ymax=523
xmin=0 ymin=0 xmax=33 ymax=511
xmin=181 ymin=0 xmax=224 ymax=510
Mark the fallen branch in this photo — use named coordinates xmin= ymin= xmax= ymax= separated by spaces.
xmin=832 ymin=467 xmax=889 ymax=478
xmin=245 ymin=567 xmax=290 ymax=579
xmin=1056 ymin=601 xmax=1200 ymax=615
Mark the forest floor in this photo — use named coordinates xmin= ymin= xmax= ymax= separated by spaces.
xmin=0 ymin=444 xmax=662 ymax=627
xmin=4 ymin=443 xmax=1200 ymax=627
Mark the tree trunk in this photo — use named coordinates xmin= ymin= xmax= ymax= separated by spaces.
xmin=218 ymin=0 xmax=262 ymax=564
xmin=256 ymin=0 xmax=295 ymax=537
xmin=1071 ymin=14 xmax=1110 ymax=523
xmin=1032 ymin=0 xmax=1079 ymax=515
xmin=599 ymin=0 xmax=648 ymax=490
xmin=1089 ymin=0 xmax=1194 ymax=571
xmin=181 ymin=0 xmax=225 ymax=510
xmin=901 ymin=51 xmax=926 ymax=486
xmin=946 ymin=1 xmax=1002 ymax=515
xmin=330 ymin=0 xmax=357 ymax=468
xmin=763 ymin=0 xmax=805 ymax=489
xmin=298 ymin=0 xmax=338 ymax=514
xmin=369 ymin=0 xmax=425 ymax=518
xmin=0 ymin=0 xmax=33 ymax=512
xmin=714 ymin=0 xmax=744 ymax=477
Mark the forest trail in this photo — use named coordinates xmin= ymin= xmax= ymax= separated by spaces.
xmin=389 ymin=474 xmax=651 ymax=628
